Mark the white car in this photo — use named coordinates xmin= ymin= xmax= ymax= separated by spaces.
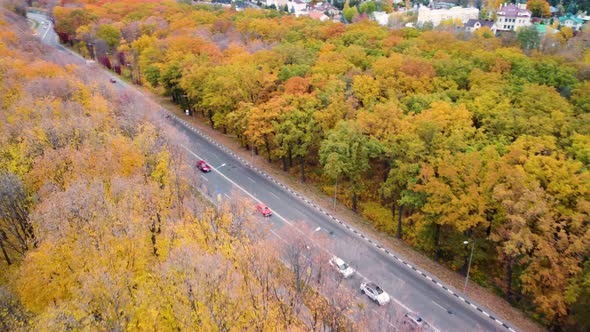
xmin=360 ymin=282 xmax=390 ymax=305
xmin=329 ymin=256 xmax=355 ymax=278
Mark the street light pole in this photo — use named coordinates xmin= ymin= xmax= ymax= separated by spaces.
xmin=463 ymin=240 xmax=475 ymax=293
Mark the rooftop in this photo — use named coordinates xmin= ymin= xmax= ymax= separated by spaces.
xmin=464 ymin=19 xmax=495 ymax=28
xmin=497 ymin=4 xmax=531 ymax=18
xmin=559 ymin=14 xmax=585 ymax=24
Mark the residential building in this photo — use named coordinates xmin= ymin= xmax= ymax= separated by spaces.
xmin=495 ymin=3 xmax=532 ymax=31
xmin=464 ymin=19 xmax=497 ymax=34
xmin=558 ymin=13 xmax=585 ymax=31
xmin=311 ymin=2 xmax=339 ymax=16
xmin=372 ymin=11 xmax=391 ymax=26
xmin=264 ymin=0 xmax=289 ymax=10
xmin=416 ymin=5 xmax=479 ymax=27
xmin=290 ymin=0 xmax=309 ymax=16
xmin=309 ymin=10 xmax=329 ymax=21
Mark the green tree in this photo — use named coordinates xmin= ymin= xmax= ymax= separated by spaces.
xmin=143 ymin=65 xmax=161 ymax=87
xmin=571 ymin=81 xmax=590 ymax=115
xmin=96 ymin=24 xmax=121 ymax=50
xmin=319 ymin=121 xmax=381 ymax=212
xmin=273 ymin=95 xmax=319 ymax=181
xmin=517 ymin=26 xmax=541 ymax=53
xmin=343 ymin=6 xmax=358 ymax=23
xmin=359 ymin=1 xmax=376 ymax=14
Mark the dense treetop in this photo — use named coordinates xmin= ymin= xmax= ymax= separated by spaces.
xmin=23 ymin=0 xmax=590 ymax=329
xmin=0 ymin=5 xmax=382 ymax=330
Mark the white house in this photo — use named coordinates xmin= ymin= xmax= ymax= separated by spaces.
xmin=372 ymin=11 xmax=391 ymax=26
xmin=558 ymin=14 xmax=585 ymax=31
xmin=416 ymin=5 xmax=479 ymax=27
xmin=464 ymin=19 xmax=497 ymax=34
xmin=312 ymin=2 xmax=339 ymax=16
xmin=290 ymin=0 xmax=309 ymax=16
xmin=495 ymin=3 xmax=531 ymax=32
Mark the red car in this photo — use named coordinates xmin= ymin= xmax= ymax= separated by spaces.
xmin=255 ymin=203 xmax=272 ymax=217
xmin=197 ymin=160 xmax=211 ymax=173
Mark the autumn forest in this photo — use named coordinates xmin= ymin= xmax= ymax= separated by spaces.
xmin=1 ymin=0 xmax=590 ymax=330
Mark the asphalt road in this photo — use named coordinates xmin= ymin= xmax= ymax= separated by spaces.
xmin=27 ymin=12 xmax=517 ymax=332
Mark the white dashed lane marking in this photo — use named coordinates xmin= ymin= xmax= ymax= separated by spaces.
xmin=432 ymin=301 xmax=447 ymax=311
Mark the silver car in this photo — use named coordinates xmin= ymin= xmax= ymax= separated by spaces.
xmin=329 ymin=256 xmax=355 ymax=278
xmin=360 ymin=281 xmax=390 ymax=305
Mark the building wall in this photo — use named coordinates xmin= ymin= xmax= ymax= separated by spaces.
xmin=496 ymin=16 xmax=531 ymax=31
xmin=417 ymin=6 xmax=479 ymax=26
xmin=560 ymin=19 xmax=583 ymax=30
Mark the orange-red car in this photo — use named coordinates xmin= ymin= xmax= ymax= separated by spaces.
xmin=255 ymin=203 xmax=272 ymax=217
xmin=197 ymin=160 xmax=212 ymax=173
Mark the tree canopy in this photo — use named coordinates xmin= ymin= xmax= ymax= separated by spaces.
xmin=17 ymin=0 xmax=590 ymax=329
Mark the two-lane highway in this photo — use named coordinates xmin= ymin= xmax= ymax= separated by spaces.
xmin=168 ymin=113 xmax=513 ymax=332
xmin=27 ymin=11 xmax=517 ymax=332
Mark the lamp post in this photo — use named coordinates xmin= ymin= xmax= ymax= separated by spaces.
xmin=463 ymin=240 xmax=476 ymax=293
xmin=182 ymin=94 xmax=190 ymax=116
